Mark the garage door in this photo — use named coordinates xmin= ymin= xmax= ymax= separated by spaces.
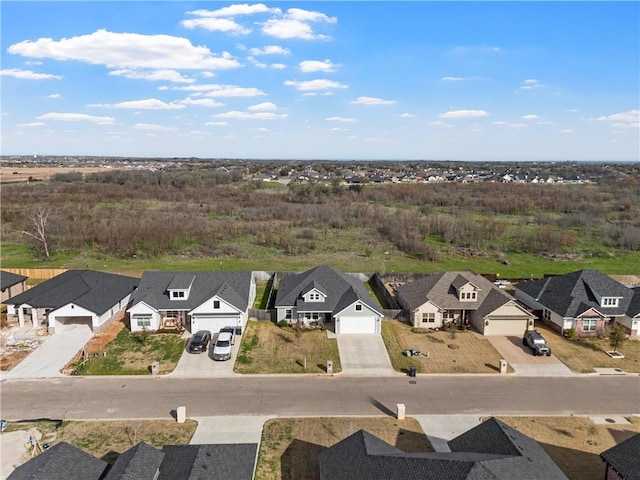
xmin=339 ymin=316 xmax=377 ymax=334
xmin=54 ymin=316 xmax=93 ymax=332
xmin=191 ymin=316 xmax=239 ymax=334
xmin=485 ymin=319 xmax=529 ymax=336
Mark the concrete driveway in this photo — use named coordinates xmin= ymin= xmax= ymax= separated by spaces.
xmin=170 ymin=331 xmax=239 ymax=377
xmin=190 ymin=415 xmax=273 ymax=444
xmin=488 ymin=336 xmax=574 ymax=376
xmin=1 ymin=324 xmax=93 ymax=380
xmin=337 ymin=334 xmax=395 ymax=376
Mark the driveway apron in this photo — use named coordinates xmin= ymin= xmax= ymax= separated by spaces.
xmin=1 ymin=324 xmax=93 ymax=380
xmin=488 ymin=336 xmax=575 ymax=376
xmin=189 ymin=415 xmax=273 ymax=445
xmin=337 ymin=334 xmax=395 ymax=376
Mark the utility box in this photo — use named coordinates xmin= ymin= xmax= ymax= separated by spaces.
xmin=151 ymin=361 xmax=160 ymax=375
xmin=397 ymin=403 xmax=406 ymax=420
xmin=499 ymin=359 xmax=508 ymax=374
xmin=326 ymin=360 xmax=333 ymax=375
xmin=177 ymin=406 xmax=186 ymax=423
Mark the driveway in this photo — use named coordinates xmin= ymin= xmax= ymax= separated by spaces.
xmin=488 ymin=336 xmax=574 ymax=376
xmin=1 ymin=324 xmax=93 ymax=380
xmin=337 ymin=334 xmax=395 ymax=376
xmin=170 ymin=331 xmax=240 ymax=377
xmin=190 ymin=415 xmax=273 ymax=444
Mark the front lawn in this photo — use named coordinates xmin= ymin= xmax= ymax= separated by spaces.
xmin=381 ymin=320 xmax=511 ymax=374
xmin=76 ymin=328 xmax=186 ymax=375
xmin=234 ymin=321 xmax=341 ymax=374
xmin=534 ymin=323 xmax=640 ymax=373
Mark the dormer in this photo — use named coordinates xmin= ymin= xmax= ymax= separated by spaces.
xmin=167 ymin=273 xmax=196 ymax=301
xmin=452 ymin=275 xmax=480 ymax=302
xmin=585 ymin=280 xmax=622 ymax=309
xmin=301 ymin=280 xmax=327 ymax=303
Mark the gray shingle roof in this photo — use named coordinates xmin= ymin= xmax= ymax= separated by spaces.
xmin=158 ymin=444 xmax=257 ymax=480
xmin=627 ymin=287 xmax=640 ymax=318
xmin=1 ymin=270 xmax=27 ymax=290
xmin=320 ymin=418 xmax=568 ymax=480
xmin=104 ymin=442 xmax=164 ymax=480
xmin=515 ymin=270 xmax=633 ymax=317
xmin=275 ymin=266 xmax=382 ymax=316
xmin=4 ymin=270 xmax=139 ymax=315
xmin=7 ymin=441 xmax=107 ymax=480
xmin=397 ymin=271 xmax=513 ymax=314
xmin=131 ymin=271 xmax=252 ymax=312
xmin=600 ymin=433 xmax=640 ymax=480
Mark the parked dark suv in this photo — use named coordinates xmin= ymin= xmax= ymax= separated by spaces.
xmin=188 ymin=330 xmax=211 ymax=353
xmin=522 ymin=330 xmax=552 ymax=356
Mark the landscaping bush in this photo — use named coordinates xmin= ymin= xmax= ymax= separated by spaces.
xmin=278 ymin=320 xmax=289 ymax=329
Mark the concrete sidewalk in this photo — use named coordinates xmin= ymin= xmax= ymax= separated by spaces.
xmin=189 ymin=415 xmax=274 ymax=445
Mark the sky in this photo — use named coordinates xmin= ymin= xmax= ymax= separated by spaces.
xmin=1 ymin=1 xmax=639 ymax=161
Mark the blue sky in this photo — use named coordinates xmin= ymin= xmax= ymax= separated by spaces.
xmin=1 ymin=1 xmax=638 ymax=161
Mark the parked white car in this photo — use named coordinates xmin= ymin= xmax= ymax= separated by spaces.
xmin=212 ymin=332 xmax=233 ymax=361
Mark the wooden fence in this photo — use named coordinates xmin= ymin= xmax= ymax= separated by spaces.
xmin=2 ymin=268 xmax=67 ymax=280
xmin=249 ymin=309 xmax=275 ymax=322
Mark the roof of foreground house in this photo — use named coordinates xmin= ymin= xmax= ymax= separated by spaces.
xmin=600 ymin=433 xmax=640 ymax=480
xmin=397 ymin=271 xmax=519 ymax=314
xmin=7 ymin=441 xmax=107 ymax=480
xmin=319 ymin=418 xmax=568 ymax=480
xmin=1 ymin=270 xmax=28 ymax=290
xmin=275 ymin=265 xmax=382 ymax=315
xmin=104 ymin=442 xmax=164 ymax=480
xmin=130 ymin=270 xmax=253 ymax=312
xmin=158 ymin=444 xmax=258 ymax=480
xmin=515 ymin=269 xmax=633 ymax=317
xmin=4 ymin=270 xmax=138 ymax=315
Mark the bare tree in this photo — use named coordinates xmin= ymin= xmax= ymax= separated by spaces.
xmin=21 ymin=206 xmax=52 ymax=258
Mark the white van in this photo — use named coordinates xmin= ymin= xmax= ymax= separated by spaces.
xmin=212 ymin=332 xmax=233 ymax=361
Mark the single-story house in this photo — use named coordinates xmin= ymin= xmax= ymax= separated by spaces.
xmin=127 ymin=270 xmax=256 ymax=334
xmin=514 ymin=269 xmax=638 ymax=337
xmin=275 ymin=265 xmax=383 ymax=334
xmin=4 ymin=270 xmax=138 ymax=334
xmin=1 ymin=270 xmax=28 ymax=303
xmin=319 ymin=417 xmax=568 ymax=480
xmin=600 ymin=433 xmax=640 ymax=480
xmin=396 ymin=271 xmax=535 ymax=336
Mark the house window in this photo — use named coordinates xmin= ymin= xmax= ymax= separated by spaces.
xmin=135 ymin=315 xmax=151 ymax=327
xmin=171 ymin=291 xmax=185 ymax=299
xmin=583 ymin=319 xmax=597 ymax=332
xmin=601 ymin=298 xmax=618 ymax=308
xmin=213 ymin=300 xmax=220 ymax=309
xmin=166 ymin=310 xmax=180 ymax=318
xmin=421 ymin=313 xmax=435 ymax=323
xmin=285 ymin=309 xmax=292 ymax=320
xmin=470 ymin=292 xmax=477 ymax=300
xmin=355 ymin=304 xmax=362 ymax=311
xmin=543 ymin=309 xmax=552 ymax=321
xmin=443 ymin=310 xmax=455 ymax=321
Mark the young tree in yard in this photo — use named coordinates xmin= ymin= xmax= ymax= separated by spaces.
xmin=21 ymin=206 xmax=52 ymax=259
xmin=607 ymin=323 xmax=627 ymax=354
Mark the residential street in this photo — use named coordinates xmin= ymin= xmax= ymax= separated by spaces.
xmin=1 ymin=375 xmax=638 ymax=421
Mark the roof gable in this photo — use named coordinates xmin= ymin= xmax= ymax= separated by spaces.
xmin=600 ymin=433 xmax=640 ymax=480
xmin=1 ymin=270 xmax=27 ymax=290
xmin=104 ymin=442 xmax=164 ymax=480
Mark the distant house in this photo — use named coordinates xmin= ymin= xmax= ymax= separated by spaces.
xmin=275 ymin=265 xmax=383 ymax=334
xmin=1 ymin=270 xmax=28 ymax=303
xmin=600 ymin=433 xmax=640 ymax=480
xmin=127 ymin=270 xmax=256 ymax=334
xmin=514 ymin=269 xmax=638 ymax=337
xmin=4 ymin=270 xmax=138 ymax=334
xmin=396 ymin=271 xmax=535 ymax=336
xmin=319 ymin=417 xmax=568 ymax=480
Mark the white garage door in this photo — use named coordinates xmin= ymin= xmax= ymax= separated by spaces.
xmin=485 ymin=319 xmax=529 ymax=336
xmin=339 ymin=316 xmax=377 ymax=334
xmin=191 ymin=316 xmax=239 ymax=334
xmin=54 ymin=316 xmax=93 ymax=332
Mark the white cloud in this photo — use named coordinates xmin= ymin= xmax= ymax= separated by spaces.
xmin=399 ymin=113 xmax=416 ymax=118
xmin=186 ymin=4 xmax=280 ymax=18
xmin=522 ymin=114 xmax=540 ymax=120
xmin=133 ymin=123 xmax=178 ymax=131
xmin=560 ymin=129 xmax=573 ymax=134
xmin=284 ymin=79 xmax=347 ymax=91
xmin=509 ymin=123 xmax=527 ymax=128
xmin=205 ymin=121 xmax=229 ymax=126
xmin=47 ymin=93 xmax=61 ymax=99
xmin=518 ymin=79 xmax=545 ymax=90
xmin=181 ymin=18 xmax=250 ymax=35
xmin=36 ymin=112 xmax=115 ymax=124
xmin=88 ymin=98 xmax=185 ymax=110
xmin=325 ymin=116 xmax=357 ymax=122
xmin=169 ymin=84 xmax=266 ymax=97
xmin=439 ymin=109 xmax=489 ymax=119
xmin=109 ymin=69 xmax=195 ymax=83
xmin=262 ymin=8 xmax=337 ymax=40
xmin=299 ymin=59 xmax=337 ymax=73
xmin=596 ymin=109 xmax=639 ymax=128
xmin=271 ymin=63 xmax=287 ymax=70
xmin=247 ymin=102 xmax=277 ymax=111
xmin=536 ymin=121 xmax=555 ymax=125
xmin=16 ymin=122 xmax=45 ymax=127
xmin=247 ymin=56 xmax=267 ymax=68
xmin=350 ymin=96 xmax=396 ymax=106
xmin=0 ymin=68 xmax=62 ymax=80
xmin=566 ymin=108 xmax=580 ymax=113
xmin=180 ymin=97 xmax=224 ymax=108
xmin=429 ymin=121 xmax=452 ymax=127
xmin=329 ymin=127 xmax=348 ymax=131
xmin=249 ymin=45 xmax=290 ymax=56
xmin=212 ymin=111 xmax=287 ymax=120
xmin=491 ymin=121 xmax=508 ymax=125
xmin=200 ymin=72 xmax=216 ymax=78
xmin=8 ymin=29 xmax=241 ymax=70
xmin=441 ymin=76 xmax=469 ymax=81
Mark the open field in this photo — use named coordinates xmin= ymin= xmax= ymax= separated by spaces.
xmin=234 ymin=321 xmax=341 ymax=374
xmin=381 ymin=320 xmax=512 ymax=373
xmin=256 ymin=417 xmax=431 ymax=480
xmin=535 ymin=322 xmax=640 ymax=373
xmin=0 ymin=166 xmax=117 ymax=184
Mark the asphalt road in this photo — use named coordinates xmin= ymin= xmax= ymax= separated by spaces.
xmin=1 ymin=375 xmax=638 ymax=421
